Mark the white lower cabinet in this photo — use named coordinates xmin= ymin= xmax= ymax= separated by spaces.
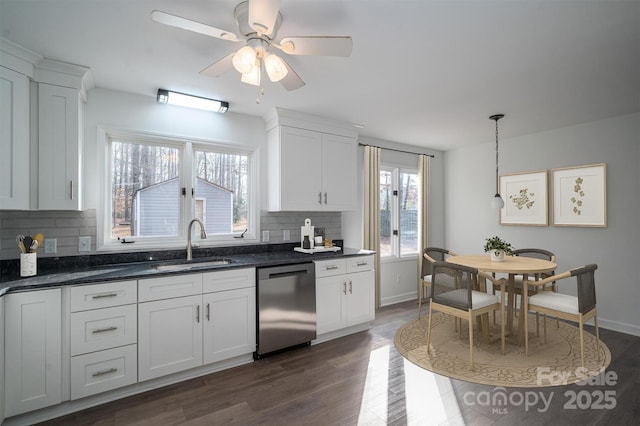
xmin=138 ymin=268 xmax=256 ymax=382
xmin=70 ymin=345 xmax=137 ymax=400
xmin=69 ymin=281 xmax=138 ymax=399
xmin=138 ymin=294 xmax=203 ymax=381
xmin=4 ymin=289 xmax=62 ymax=417
xmin=315 ymin=256 xmax=375 ymax=336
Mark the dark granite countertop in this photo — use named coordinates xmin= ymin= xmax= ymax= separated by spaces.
xmin=0 ymin=242 xmax=375 ymax=296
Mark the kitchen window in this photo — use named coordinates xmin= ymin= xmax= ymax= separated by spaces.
xmin=100 ymin=130 xmax=256 ymax=249
xmin=380 ymin=166 xmax=419 ymax=258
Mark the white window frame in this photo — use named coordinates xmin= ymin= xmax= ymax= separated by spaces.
xmin=96 ymin=126 xmax=259 ymax=251
xmin=380 ymin=163 xmax=418 ymax=260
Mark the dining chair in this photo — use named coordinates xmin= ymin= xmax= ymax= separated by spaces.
xmin=418 ymin=247 xmax=458 ymax=319
xmin=426 ymin=261 xmax=505 ymax=369
xmin=491 ymin=248 xmax=556 ymax=327
xmin=523 ymin=264 xmax=600 ymax=368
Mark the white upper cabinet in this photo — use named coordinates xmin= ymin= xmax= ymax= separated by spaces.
xmin=38 ymin=83 xmax=84 ymax=210
xmin=0 ymin=66 xmax=30 ymax=210
xmin=266 ymin=108 xmax=358 ymax=212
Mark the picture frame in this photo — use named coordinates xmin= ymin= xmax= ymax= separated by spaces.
xmin=499 ymin=170 xmax=548 ymax=226
xmin=552 ymin=163 xmax=607 ymax=227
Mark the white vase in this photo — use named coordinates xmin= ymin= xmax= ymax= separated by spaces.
xmin=490 ymin=250 xmax=505 ymax=262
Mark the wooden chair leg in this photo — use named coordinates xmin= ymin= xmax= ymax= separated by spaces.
xmin=426 ymin=305 xmax=434 ymax=355
xmin=524 ymin=301 xmax=529 ymax=357
xmin=543 ymin=315 xmax=547 ymax=343
xmin=594 ymin=311 xmax=600 ymax=362
xmin=579 ymin=317 xmax=585 ymax=368
xmin=468 ymin=313 xmax=474 ymax=369
xmin=417 ymin=286 xmax=423 ymax=319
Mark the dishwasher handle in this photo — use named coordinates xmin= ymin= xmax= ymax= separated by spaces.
xmin=258 ymin=263 xmax=315 ymax=281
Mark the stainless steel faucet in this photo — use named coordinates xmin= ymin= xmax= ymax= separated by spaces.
xmin=187 ymin=218 xmax=207 ymax=260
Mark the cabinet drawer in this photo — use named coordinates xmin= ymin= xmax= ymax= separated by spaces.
xmin=314 ymin=259 xmax=346 ymax=278
xmin=347 ymin=255 xmax=375 ymax=273
xmin=70 ymin=280 xmax=137 ymax=312
xmin=70 ymin=344 xmax=137 ymax=400
xmin=70 ymin=304 xmax=137 ymax=356
xmin=203 ymin=267 xmax=256 ymax=293
xmin=138 ymin=273 xmax=203 ymax=302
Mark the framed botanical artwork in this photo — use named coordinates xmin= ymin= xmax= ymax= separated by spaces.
xmin=499 ymin=170 xmax=548 ymax=226
xmin=552 ymin=163 xmax=607 ymax=227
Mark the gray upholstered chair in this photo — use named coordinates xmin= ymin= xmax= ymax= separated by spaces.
xmin=524 ymin=264 xmax=600 ymax=368
xmin=418 ymin=247 xmax=457 ymax=319
xmin=426 ymin=261 xmax=505 ymax=368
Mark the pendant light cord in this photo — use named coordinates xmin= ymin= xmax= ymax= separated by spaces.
xmin=495 ymin=119 xmax=499 ymax=193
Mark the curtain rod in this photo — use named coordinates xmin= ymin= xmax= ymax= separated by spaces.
xmin=358 ymin=143 xmax=435 ymax=158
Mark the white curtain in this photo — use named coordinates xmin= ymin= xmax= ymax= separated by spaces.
xmin=363 ymin=146 xmax=381 ymax=308
xmin=418 ymin=154 xmax=430 ymax=295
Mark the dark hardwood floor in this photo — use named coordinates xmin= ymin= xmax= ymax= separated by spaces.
xmin=40 ymin=300 xmax=639 ymax=425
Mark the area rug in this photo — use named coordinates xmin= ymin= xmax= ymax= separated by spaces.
xmin=394 ymin=313 xmax=611 ymax=387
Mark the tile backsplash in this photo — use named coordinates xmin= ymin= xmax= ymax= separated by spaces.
xmin=0 ymin=209 xmax=342 ymax=260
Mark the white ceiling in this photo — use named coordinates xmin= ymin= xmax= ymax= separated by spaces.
xmin=1 ymin=0 xmax=639 ymax=151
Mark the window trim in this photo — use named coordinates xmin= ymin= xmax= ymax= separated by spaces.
xmin=96 ymin=126 xmax=259 ymax=252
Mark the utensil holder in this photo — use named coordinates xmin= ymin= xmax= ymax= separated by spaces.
xmin=20 ymin=253 xmax=37 ymax=277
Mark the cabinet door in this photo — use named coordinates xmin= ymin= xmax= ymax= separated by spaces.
xmin=0 ymin=66 xmax=30 ymax=210
xmin=5 ymin=289 xmax=62 ymax=417
xmin=346 ymin=270 xmax=375 ymax=326
xmin=203 ymin=288 xmax=256 ymax=364
xmin=315 ymin=275 xmax=348 ymax=335
xmin=277 ymin=126 xmax=323 ymax=211
xmin=138 ymin=295 xmax=203 ymax=381
xmin=38 ymin=83 xmax=83 ymax=210
xmin=321 ymin=133 xmax=357 ymax=211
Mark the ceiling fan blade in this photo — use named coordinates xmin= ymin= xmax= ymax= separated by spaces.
xmin=278 ymin=36 xmax=353 ymax=57
xmin=199 ymin=52 xmax=235 ymax=78
xmin=248 ymin=0 xmax=281 ymax=36
xmin=151 ymin=10 xmax=240 ymax=42
xmin=279 ymin=58 xmax=305 ymax=91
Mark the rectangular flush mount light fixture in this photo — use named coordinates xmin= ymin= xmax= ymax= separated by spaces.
xmin=156 ymin=89 xmax=229 ymax=113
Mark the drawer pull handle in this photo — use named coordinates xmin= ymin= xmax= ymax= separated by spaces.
xmin=325 ymin=266 xmax=339 ymax=270
xmin=356 ymin=262 xmax=368 ymax=266
xmin=92 ymin=367 xmax=117 ymax=377
xmin=92 ymin=326 xmax=118 ymax=334
xmin=92 ymin=293 xmax=118 ymax=299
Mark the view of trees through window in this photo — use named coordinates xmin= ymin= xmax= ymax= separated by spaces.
xmin=110 ymin=139 xmax=250 ymax=239
xmin=380 ymin=168 xmax=419 ymax=257
xmin=194 ymin=150 xmax=248 ymax=233
xmin=111 ymin=141 xmax=180 ymax=238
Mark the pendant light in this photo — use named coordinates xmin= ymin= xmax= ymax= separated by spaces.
xmin=490 ymin=114 xmax=505 ymax=209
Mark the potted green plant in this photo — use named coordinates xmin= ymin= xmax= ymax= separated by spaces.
xmin=483 ymin=236 xmax=513 ymax=262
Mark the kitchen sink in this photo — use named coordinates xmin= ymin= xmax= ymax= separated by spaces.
xmin=152 ymin=258 xmax=233 ymax=271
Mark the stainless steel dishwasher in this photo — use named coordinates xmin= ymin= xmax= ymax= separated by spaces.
xmin=255 ymin=263 xmax=316 ymax=358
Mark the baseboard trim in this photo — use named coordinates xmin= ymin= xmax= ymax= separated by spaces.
xmin=381 ymin=292 xmax=416 ymax=307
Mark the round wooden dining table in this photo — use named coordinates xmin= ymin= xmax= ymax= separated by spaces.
xmin=447 ymin=254 xmax=557 ymax=344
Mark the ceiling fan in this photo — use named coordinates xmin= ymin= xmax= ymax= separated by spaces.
xmin=151 ymin=0 xmax=353 ymax=91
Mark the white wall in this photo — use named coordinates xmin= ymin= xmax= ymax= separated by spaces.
xmin=445 ymin=113 xmax=640 ymax=335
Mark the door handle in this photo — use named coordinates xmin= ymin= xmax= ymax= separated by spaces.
xmin=343 ymin=282 xmax=347 ymax=294
xmin=318 ymin=192 xmax=322 ymax=204
xmin=207 ymin=303 xmax=210 ymax=321
xmin=196 ymin=305 xmax=200 ymax=323
xmin=324 ymin=192 xmax=327 ymax=204
xmin=349 ymin=280 xmax=353 ymax=294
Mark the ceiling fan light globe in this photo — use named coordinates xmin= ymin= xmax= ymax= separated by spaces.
xmin=264 ymin=54 xmax=288 ymax=82
xmin=232 ymin=45 xmax=257 ymax=74
xmin=241 ymin=63 xmax=261 ymax=86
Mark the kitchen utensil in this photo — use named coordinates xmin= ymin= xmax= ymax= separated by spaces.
xmin=30 ymin=239 xmax=39 ymax=252
xmin=33 ymin=233 xmax=44 ymax=251
xmin=23 ymin=236 xmax=33 ymax=253
xmin=16 ymin=234 xmax=26 ymax=253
